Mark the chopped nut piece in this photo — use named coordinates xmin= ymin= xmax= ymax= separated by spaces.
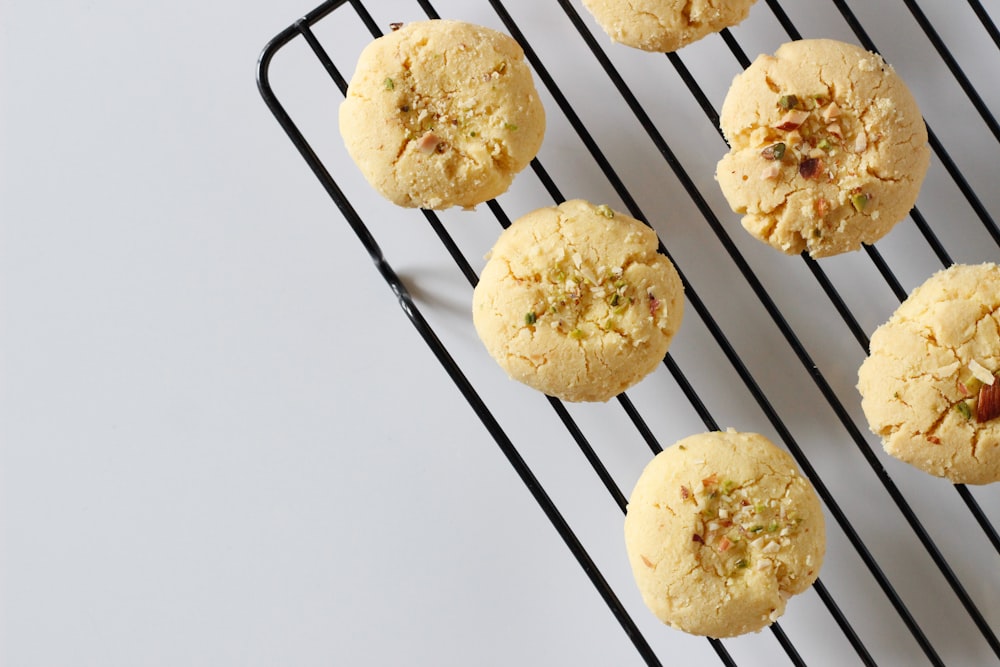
xmin=826 ymin=123 xmax=842 ymax=139
xmin=525 ymin=311 xmax=537 ymax=325
xmin=595 ymin=204 xmax=615 ymax=218
xmin=389 ymin=21 xmax=403 ymax=31
xmin=416 ymin=131 xmax=442 ymax=153
xmin=384 ymin=77 xmax=394 ymax=90
xmin=853 ymin=133 xmax=868 ymax=153
xmin=956 ymin=401 xmax=972 ymax=420
xmin=778 ymin=94 xmax=799 ymax=110
xmin=760 ymin=142 xmax=786 ymax=160
xmin=815 ymin=197 xmax=829 ymax=217
xmin=969 ymin=360 xmax=995 ymax=385
xmin=799 ymin=157 xmax=822 ymax=179
xmin=760 ymin=163 xmax=781 ymax=180
xmin=775 ymin=109 xmax=810 ymax=131
xmin=976 ymin=376 xmax=1000 ymax=422
xmin=850 ymin=193 xmax=869 ymax=212
xmin=648 ymin=292 xmax=661 ymax=315
xmin=821 ymin=102 xmax=840 ymax=122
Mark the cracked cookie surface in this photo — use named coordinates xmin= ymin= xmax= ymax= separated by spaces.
xmin=472 ymin=199 xmax=683 ymax=402
xmin=582 ymin=0 xmax=757 ymax=52
xmin=716 ymin=39 xmax=929 ymax=258
xmin=858 ymin=264 xmax=1000 ymax=484
xmin=624 ymin=430 xmax=825 ymax=638
xmin=339 ymin=20 xmax=545 ymax=210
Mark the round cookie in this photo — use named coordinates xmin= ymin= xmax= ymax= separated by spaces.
xmin=716 ymin=39 xmax=929 ymax=258
xmin=581 ymin=0 xmax=758 ymax=53
xmin=339 ymin=20 xmax=545 ymax=210
xmin=472 ymin=199 xmax=683 ymax=402
xmin=858 ymin=264 xmax=1000 ymax=485
xmin=624 ymin=430 xmax=825 ymax=638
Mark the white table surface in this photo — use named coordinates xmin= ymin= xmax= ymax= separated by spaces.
xmin=3 ymin=1 xmax=999 ymax=666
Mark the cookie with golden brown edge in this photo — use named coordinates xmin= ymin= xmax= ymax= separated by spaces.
xmin=472 ymin=199 xmax=684 ymax=402
xmin=716 ymin=39 xmax=929 ymax=258
xmin=582 ymin=0 xmax=758 ymax=53
xmin=624 ymin=430 xmax=825 ymax=638
xmin=858 ymin=263 xmax=1000 ymax=485
xmin=339 ymin=20 xmax=545 ymax=210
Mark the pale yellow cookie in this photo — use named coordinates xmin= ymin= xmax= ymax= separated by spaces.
xmin=624 ymin=430 xmax=825 ymax=638
xmin=716 ymin=39 xmax=929 ymax=258
xmin=858 ymin=264 xmax=1000 ymax=485
xmin=582 ymin=0 xmax=758 ymax=52
xmin=339 ymin=20 xmax=545 ymax=210
xmin=472 ymin=200 xmax=683 ymax=402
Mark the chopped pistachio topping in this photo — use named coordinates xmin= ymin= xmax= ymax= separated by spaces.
xmin=956 ymin=401 xmax=972 ymax=420
xmin=569 ymin=328 xmax=585 ymax=339
xmin=850 ymin=193 xmax=869 ymax=212
xmin=384 ymin=77 xmax=394 ymax=90
xmin=778 ymin=94 xmax=799 ymax=110
xmin=525 ymin=311 xmax=537 ymax=326
xmin=595 ymin=204 xmax=615 ymax=218
xmin=761 ymin=142 xmax=786 ymax=160
xmin=690 ymin=474 xmax=805 ymax=577
xmin=504 ymin=122 xmax=518 ymax=131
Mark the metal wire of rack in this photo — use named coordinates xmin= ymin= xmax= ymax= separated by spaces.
xmin=257 ymin=1 xmax=1000 ymax=664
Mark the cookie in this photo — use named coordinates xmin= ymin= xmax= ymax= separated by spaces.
xmin=716 ymin=39 xmax=929 ymax=258
xmin=624 ymin=430 xmax=825 ymax=638
xmin=581 ymin=0 xmax=758 ymax=52
xmin=472 ymin=199 xmax=684 ymax=402
xmin=339 ymin=20 xmax=545 ymax=210
xmin=858 ymin=264 xmax=1000 ymax=485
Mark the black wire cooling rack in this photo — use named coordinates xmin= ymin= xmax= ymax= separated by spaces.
xmin=258 ymin=1 xmax=1000 ymax=664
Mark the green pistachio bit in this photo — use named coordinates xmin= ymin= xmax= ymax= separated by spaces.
xmin=851 ymin=193 xmax=869 ymax=212
xmin=778 ymin=94 xmax=799 ymax=110
xmin=767 ymin=521 xmax=780 ymax=532
xmin=569 ymin=328 xmax=585 ymax=339
xmin=735 ymin=558 xmax=749 ymax=569
xmin=721 ymin=479 xmax=737 ymax=494
xmin=818 ymin=138 xmax=833 ymax=151
xmin=595 ymin=204 xmax=615 ymax=218
xmin=504 ymin=122 xmax=518 ymax=131
xmin=610 ymin=293 xmax=620 ymax=307
xmin=384 ymin=77 xmax=394 ymax=90
xmin=469 ymin=130 xmax=477 ymax=137
xmin=761 ymin=142 xmax=786 ymax=160
xmin=525 ymin=311 xmax=537 ymax=326
xmin=957 ymin=401 xmax=972 ymax=420
xmin=749 ymin=525 xmax=764 ymax=533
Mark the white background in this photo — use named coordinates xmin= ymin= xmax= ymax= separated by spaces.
xmin=3 ymin=1 xmax=999 ymax=666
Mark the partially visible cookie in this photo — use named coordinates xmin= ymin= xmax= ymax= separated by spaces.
xmin=339 ymin=20 xmax=545 ymax=210
xmin=472 ymin=199 xmax=683 ymax=402
xmin=582 ymin=0 xmax=758 ymax=52
xmin=858 ymin=264 xmax=1000 ymax=485
xmin=716 ymin=39 xmax=929 ymax=258
xmin=624 ymin=430 xmax=825 ymax=638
